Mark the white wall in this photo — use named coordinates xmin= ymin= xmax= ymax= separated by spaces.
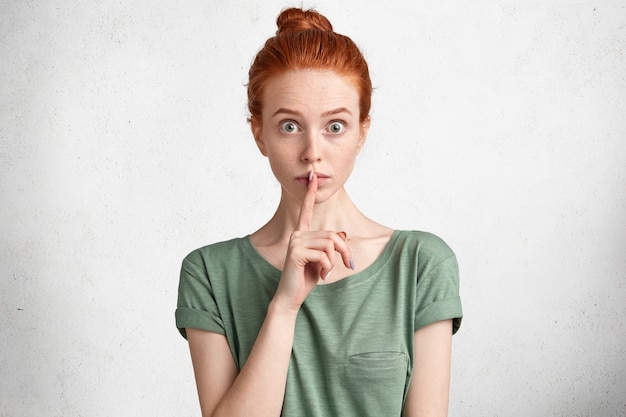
xmin=1 ymin=1 xmax=624 ymax=416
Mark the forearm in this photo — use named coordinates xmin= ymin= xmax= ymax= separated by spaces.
xmin=211 ymin=300 xmax=298 ymax=417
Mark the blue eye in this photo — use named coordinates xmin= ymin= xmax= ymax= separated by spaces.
xmin=328 ymin=121 xmax=345 ymax=134
xmin=280 ymin=121 xmax=299 ymax=133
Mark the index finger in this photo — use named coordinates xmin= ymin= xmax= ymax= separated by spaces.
xmin=296 ymin=171 xmax=317 ymax=231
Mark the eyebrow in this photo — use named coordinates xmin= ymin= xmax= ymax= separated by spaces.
xmin=271 ymin=107 xmax=353 ymax=118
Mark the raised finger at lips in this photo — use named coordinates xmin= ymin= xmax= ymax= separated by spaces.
xmin=296 ymin=171 xmax=318 ymax=231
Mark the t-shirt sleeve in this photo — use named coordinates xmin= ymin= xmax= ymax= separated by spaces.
xmin=175 ymin=252 xmax=225 ymax=339
xmin=414 ymin=244 xmax=463 ymax=334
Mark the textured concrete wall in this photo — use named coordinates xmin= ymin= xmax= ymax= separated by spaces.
xmin=1 ymin=1 xmax=625 ymax=416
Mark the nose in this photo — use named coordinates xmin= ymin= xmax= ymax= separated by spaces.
xmin=300 ymin=131 xmax=322 ymax=163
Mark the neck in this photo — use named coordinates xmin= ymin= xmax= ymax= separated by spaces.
xmin=254 ymin=187 xmax=367 ymax=246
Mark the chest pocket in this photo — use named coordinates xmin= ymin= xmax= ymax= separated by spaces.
xmin=345 ymin=351 xmax=408 ymax=415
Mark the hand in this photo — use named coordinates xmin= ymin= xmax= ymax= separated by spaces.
xmin=273 ymin=172 xmax=353 ymax=312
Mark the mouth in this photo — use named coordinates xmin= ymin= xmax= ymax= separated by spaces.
xmin=296 ymin=172 xmax=330 ymax=186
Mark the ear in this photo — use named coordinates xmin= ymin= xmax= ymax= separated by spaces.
xmin=250 ymin=118 xmax=267 ymax=157
xmin=357 ymin=115 xmax=371 ymax=153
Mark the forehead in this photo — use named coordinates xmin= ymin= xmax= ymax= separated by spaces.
xmin=262 ymin=70 xmax=360 ymax=116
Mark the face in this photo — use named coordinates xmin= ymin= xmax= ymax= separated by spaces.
xmin=251 ymin=70 xmax=370 ymax=205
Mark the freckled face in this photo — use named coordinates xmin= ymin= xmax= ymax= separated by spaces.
xmin=251 ymin=70 xmax=369 ymax=204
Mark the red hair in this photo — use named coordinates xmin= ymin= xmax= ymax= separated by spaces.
xmin=247 ymin=8 xmax=372 ymax=124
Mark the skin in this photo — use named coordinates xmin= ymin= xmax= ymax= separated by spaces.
xmin=186 ymin=69 xmax=453 ymax=417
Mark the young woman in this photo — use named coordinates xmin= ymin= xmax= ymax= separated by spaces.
xmin=176 ymin=7 xmax=462 ymax=417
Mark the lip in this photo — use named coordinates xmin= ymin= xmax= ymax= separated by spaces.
xmin=296 ymin=172 xmax=330 ymax=186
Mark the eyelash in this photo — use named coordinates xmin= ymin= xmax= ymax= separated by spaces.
xmin=278 ymin=120 xmax=347 ymax=134
xmin=279 ymin=120 xmax=300 ymax=134
xmin=327 ymin=120 xmax=346 ymax=134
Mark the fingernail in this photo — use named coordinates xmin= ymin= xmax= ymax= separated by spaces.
xmin=308 ymin=170 xmax=314 ymax=181
xmin=324 ymin=270 xmax=332 ymax=280
xmin=349 ymin=259 xmax=355 ymax=270
xmin=337 ymin=231 xmax=347 ymax=241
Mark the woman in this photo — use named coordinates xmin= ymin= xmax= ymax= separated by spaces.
xmin=176 ymin=7 xmax=462 ymax=416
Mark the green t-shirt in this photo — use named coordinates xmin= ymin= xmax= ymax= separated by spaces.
xmin=176 ymin=230 xmax=462 ymax=416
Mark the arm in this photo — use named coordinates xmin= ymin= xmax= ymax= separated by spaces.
xmin=187 ymin=300 xmax=298 ymax=417
xmin=187 ymin=329 xmax=237 ymax=416
xmin=403 ymin=319 xmax=453 ymax=417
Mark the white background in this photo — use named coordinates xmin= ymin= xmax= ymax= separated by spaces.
xmin=1 ymin=1 xmax=625 ymax=416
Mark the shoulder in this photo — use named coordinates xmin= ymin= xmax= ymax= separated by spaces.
xmin=183 ymin=236 xmax=249 ymax=268
xmin=390 ymin=230 xmax=458 ymax=278
xmin=393 ymin=230 xmax=455 ymax=261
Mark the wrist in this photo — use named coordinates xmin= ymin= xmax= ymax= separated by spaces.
xmin=268 ymin=297 xmax=301 ymax=321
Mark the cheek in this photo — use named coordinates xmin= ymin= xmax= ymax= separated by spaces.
xmin=333 ymin=147 xmax=358 ymax=174
xmin=266 ymin=148 xmax=293 ymax=176
xmin=333 ymin=139 xmax=361 ymax=160
xmin=265 ymin=143 xmax=295 ymax=162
